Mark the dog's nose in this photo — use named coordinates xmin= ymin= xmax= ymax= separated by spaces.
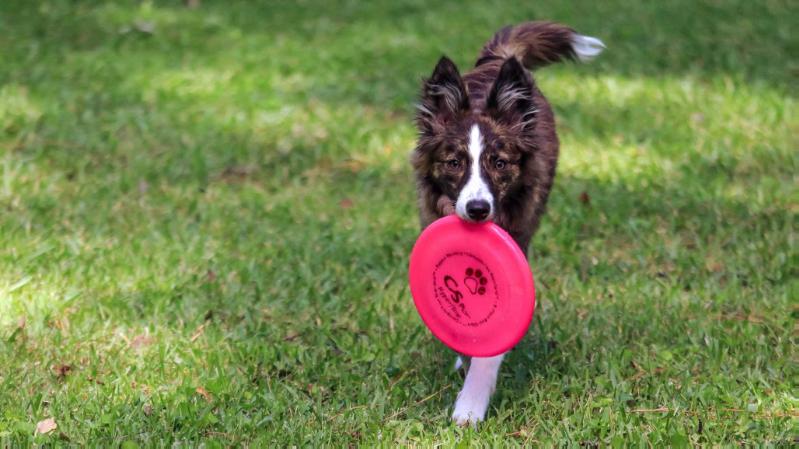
xmin=465 ymin=199 xmax=491 ymax=221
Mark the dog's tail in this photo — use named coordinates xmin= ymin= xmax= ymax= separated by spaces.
xmin=478 ymin=22 xmax=604 ymax=70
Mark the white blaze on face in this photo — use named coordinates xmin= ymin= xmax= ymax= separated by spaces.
xmin=455 ymin=124 xmax=494 ymax=221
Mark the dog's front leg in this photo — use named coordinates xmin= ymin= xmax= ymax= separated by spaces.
xmin=451 ymin=353 xmax=505 ymax=426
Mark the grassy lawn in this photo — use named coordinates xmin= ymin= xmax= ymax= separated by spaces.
xmin=0 ymin=0 xmax=796 ymax=446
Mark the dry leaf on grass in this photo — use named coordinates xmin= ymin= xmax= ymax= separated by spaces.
xmin=283 ymin=332 xmax=301 ymax=342
xmin=218 ymin=165 xmax=255 ymax=183
xmin=129 ymin=334 xmax=154 ymax=350
xmin=190 ymin=322 xmax=208 ymax=342
xmin=35 ymin=417 xmax=57 ymax=435
xmin=53 ymin=364 xmax=72 ymax=380
xmin=196 ymin=386 xmax=212 ymax=402
xmin=631 ymin=407 xmax=669 ymax=413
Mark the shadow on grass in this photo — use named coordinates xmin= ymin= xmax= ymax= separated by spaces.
xmin=2 ymin=0 xmax=795 ymax=108
xmin=85 ymin=155 xmax=792 ymax=415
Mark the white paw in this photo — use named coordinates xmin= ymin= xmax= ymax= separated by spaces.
xmin=451 ymin=391 xmax=489 ymax=427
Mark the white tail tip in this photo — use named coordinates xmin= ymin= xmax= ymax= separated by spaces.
xmin=571 ymin=34 xmax=605 ymax=62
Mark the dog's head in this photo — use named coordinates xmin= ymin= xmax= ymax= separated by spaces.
xmin=413 ymin=56 xmax=538 ymax=223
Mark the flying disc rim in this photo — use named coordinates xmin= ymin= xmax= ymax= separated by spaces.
xmin=408 ymin=215 xmax=536 ymax=357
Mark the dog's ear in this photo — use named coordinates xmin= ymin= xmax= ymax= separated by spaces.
xmin=487 ymin=57 xmax=536 ymax=129
xmin=416 ymin=56 xmax=469 ymax=133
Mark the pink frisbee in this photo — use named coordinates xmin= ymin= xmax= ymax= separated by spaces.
xmin=408 ymin=215 xmax=535 ymax=357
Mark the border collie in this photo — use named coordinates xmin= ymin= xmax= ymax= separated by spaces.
xmin=411 ymin=22 xmax=604 ymax=426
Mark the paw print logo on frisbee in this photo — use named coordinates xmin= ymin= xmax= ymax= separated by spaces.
xmin=464 ymin=267 xmax=488 ymax=295
xmin=430 ymin=252 xmax=498 ymax=327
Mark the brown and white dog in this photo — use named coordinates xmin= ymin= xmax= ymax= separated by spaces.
xmin=411 ymin=22 xmax=604 ymax=425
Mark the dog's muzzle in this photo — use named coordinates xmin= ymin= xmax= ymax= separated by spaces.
xmin=465 ymin=199 xmax=491 ymax=221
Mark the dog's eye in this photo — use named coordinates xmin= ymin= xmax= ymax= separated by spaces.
xmin=495 ymin=159 xmax=507 ymax=170
xmin=446 ymin=159 xmax=461 ymax=169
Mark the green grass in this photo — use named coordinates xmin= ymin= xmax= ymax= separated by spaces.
xmin=0 ymin=0 xmax=796 ymax=446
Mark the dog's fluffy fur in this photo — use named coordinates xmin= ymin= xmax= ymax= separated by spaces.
xmin=411 ymin=22 xmax=604 ymax=425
